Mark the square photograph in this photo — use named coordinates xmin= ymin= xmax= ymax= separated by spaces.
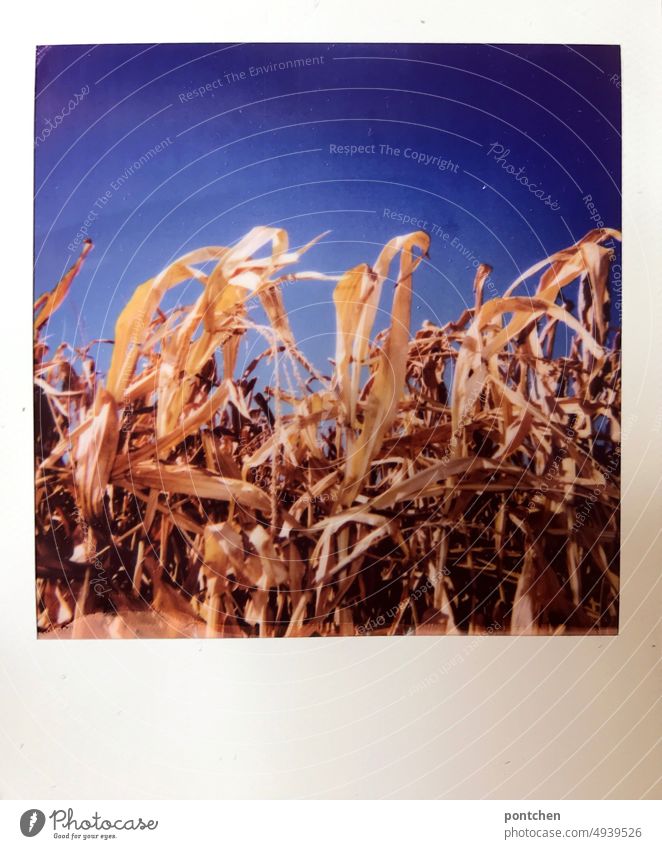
xmin=33 ymin=43 xmax=622 ymax=638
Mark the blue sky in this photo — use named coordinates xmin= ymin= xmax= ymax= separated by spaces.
xmin=34 ymin=43 xmax=621 ymax=373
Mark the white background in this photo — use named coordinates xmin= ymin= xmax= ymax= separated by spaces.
xmin=1 ymin=0 xmax=660 ymax=800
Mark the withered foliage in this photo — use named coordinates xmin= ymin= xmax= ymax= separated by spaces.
xmin=34 ymin=226 xmax=621 ymax=638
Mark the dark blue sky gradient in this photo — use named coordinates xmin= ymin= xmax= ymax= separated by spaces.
xmin=34 ymin=43 xmax=621 ymax=374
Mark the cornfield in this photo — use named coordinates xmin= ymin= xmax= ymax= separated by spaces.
xmin=34 ymin=225 xmax=621 ymax=638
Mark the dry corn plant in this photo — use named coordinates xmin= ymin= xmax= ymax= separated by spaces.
xmin=34 ymin=225 xmax=621 ymax=638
